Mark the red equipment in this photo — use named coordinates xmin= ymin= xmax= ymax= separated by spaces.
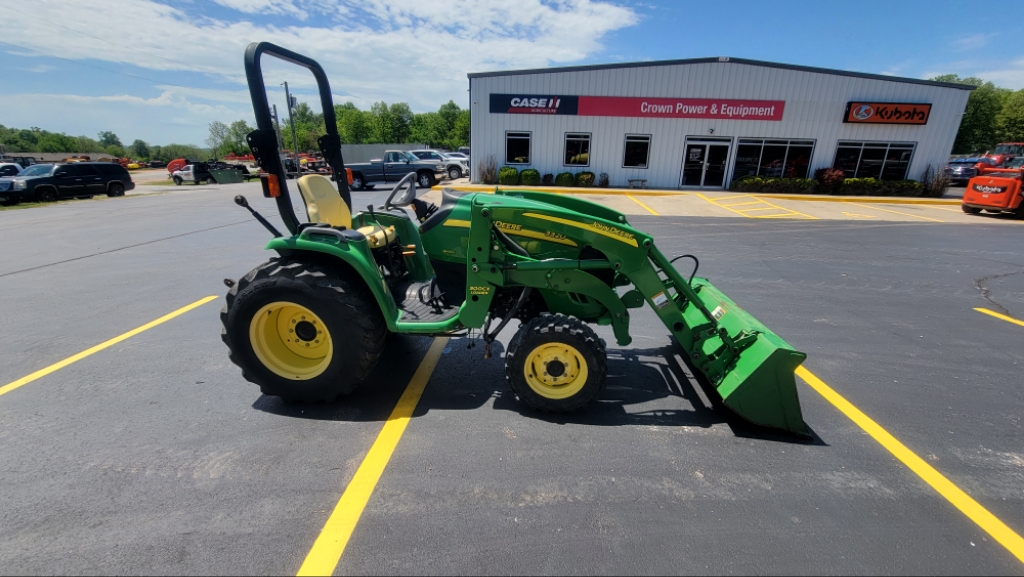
xmin=962 ymin=169 xmax=1024 ymax=216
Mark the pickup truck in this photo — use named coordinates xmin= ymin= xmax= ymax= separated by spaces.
xmin=171 ymin=163 xmax=215 ymax=185
xmin=346 ymin=150 xmax=446 ymax=191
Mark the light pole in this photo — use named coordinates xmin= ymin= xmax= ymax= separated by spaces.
xmin=270 ymin=104 xmax=284 ymax=150
xmin=282 ymin=81 xmax=300 ymax=173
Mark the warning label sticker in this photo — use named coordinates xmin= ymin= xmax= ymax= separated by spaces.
xmin=652 ymin=291 xmax=670 ymax=309
xmin=712 ymin=305 xmax=726 ymax=320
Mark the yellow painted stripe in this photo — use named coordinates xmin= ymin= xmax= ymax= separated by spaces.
xmin=974 ymin=307 xmax=1024 ymax=328
xmin=0 ymin=296 xmax=218 ymax=398
xmin=296 ymin=337 xmax=449 ymax=576
xmin=718 ymin=201 xmax=764 ymax=207
xmin=522 ymin=212 xmax=639 ymax=247
xmin=627 ymin=194 xmax=659 ymax=215
xmin=696 ymin=192 xmax=754 ymax=218
xmin=753 ymin=196 xmax=819 ymax=219
xmin=796 ymin=366 xmax=1024 ymax=564
xmin=737 ymin=206 xmax=786 ymax=212
xmin=442 ymin=219 xmax=470 ymax=228
xmin=752 ymin=213 xmax=803 ymax=218
xmin=844 ymin=201 xmax=944 ymax=223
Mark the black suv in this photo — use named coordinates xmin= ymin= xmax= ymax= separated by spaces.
xmin=0 ymin=162 xmax=135 ymax=204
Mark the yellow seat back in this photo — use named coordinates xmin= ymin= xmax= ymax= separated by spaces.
xmin=296 ymin=174 xmax=352 ymax=229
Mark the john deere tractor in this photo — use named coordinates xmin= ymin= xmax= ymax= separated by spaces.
xmin=221 ymin=43 xmax=809 ymax=434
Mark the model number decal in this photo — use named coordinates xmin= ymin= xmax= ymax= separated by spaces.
xmin=469 ymin=286 xmax=491 ymax=295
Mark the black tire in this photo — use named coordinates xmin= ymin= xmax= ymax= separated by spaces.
xmin=221 ymin=257 xmax=387 ymax=402
xmin=505 ymin=314 xmax=607 ymax=412
xmin=193 ymin=179 xmax=201 ymax=185
xmin=417 ymin=171 xmax=434 ymax=188
xmin=172 ymin=176 xmax=183 ymax=185
xmin=447 ymin=166 xmax=462 ymax=180
xmin=107 ymin=182 xmax=125 ymax=197
xmin=350 ymin=173 xmax=365 ymax=191
xmin=206 ymin=176 xmax=216 ymax=184
xmin=36 ymin=187 xmax=57 ymax=202
xmin=962 ymin=204 xmax=982 ymax=214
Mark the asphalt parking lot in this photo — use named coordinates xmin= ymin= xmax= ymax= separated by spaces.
xmin=1 ymin=182 xmax=1023 ymax=575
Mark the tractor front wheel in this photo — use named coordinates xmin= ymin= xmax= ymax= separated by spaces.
xmin=962 ymin=204 xmax=981 ymax=214
xmin=221 ymin=258 xmax=387 ymax=402
xmin=505 ymin=314 xmax=606 ymax=412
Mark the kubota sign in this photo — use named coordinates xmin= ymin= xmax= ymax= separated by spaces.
xmin=844 ymin=102 xmax=931 ymax=125
xmin=490 ymin=94 xmax=784 ymax=120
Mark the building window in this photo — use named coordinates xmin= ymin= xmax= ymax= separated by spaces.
xmin=506 ymin=131 xmax=531 ymax=164
xmin=623 ymin=135 xmax=651 ymax=168
xmin=833 ymin=142 xmax=916 ymax=180
xmin=564 ymin=133 xmax=591 ymax=166
xmin=731 ymin=139 xmax=815 ymax=180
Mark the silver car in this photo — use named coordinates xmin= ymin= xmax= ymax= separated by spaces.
xmin=408 ymin=149 xmax=469 ymax=180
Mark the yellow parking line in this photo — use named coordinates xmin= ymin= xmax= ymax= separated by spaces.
xmin=755 ymin=213 xmax=806 ymax=218
xmin=738 ymin=206 xmax=787 ymax=212
xmin=931 ymin=206 xmax=966 ymax=213
xmin=0 ymin=296 xmax=218 ymax=398
xmin=797 ymin=366 xmax=1024 ymax=564
xmin=754 ymin=196 xmax=819 ymax=219
xmin=696 ymin=193 xmax=755 ymax=218
xmin=844 ymin=201 xmax=945 ymax=223
xmin=718 ymin=201 xmax=764 ymax=207
xmin=974 ymin=307 xmax=1024 ymax=328
xmin=296 ymin=337 xmax=449 ymax=576
xmin=626 ymin=195 xmax=659 ymax=216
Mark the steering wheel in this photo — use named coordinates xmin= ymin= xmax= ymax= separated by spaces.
xmin=384 ymin=171 xmax=419 ymax=211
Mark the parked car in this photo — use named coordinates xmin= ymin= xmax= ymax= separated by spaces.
xmin=346 ymin=150 xmax=447 ymax=190
xmin=0 ymin=162 xmax=134 ymax=204
xmin=408 ymin=149 xmax=469 ymax=180
xmin=945 ymin=157 xmax=998 ymax=185
xmin=0 ymin=162 xmax=22 ymax=177
xmin=444 ymin=152 xmax=469 ymax=162
xmin=149 ymin=160 xmax=167 ymax=168
xmin=3 ymin=156 xmax=38 ymax=169
xmin=171 ymin=163 xmax=216 ymax=185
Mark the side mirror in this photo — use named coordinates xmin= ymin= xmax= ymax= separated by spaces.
xmin=404 ymin=159 xmax=410 ymax=164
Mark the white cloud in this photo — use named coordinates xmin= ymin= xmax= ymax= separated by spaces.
xmin=974 ymin=56 xmax=1024 ymax=89
xmin=952 ymin=33 xmax=993 ymax=52
xmin=23 ymin=64 xmax=55 ymax=73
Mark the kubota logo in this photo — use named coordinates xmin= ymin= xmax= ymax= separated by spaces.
xmin=852 ymin=104 xmax=874 ymax=120
xmin=974 ymin=184 xmax=1006 ymax=193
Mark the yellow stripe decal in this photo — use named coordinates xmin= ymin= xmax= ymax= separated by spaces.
xmin=796 ymin=366 xmax=1024 ymax=564
xmin=0 ymin=296 xmax=218 ymax=399
xmin=522 ymin=212 xmax=639 ymax=247
xmin=296 ymin=337 xmax=449 ymax=576
xmin=974 ymin=307 xmax=1024 ymax=328
xmin=626 ymin=195 xmax=659 ymax=216
xmin=442 ymin=219 xmax=470 ymax=228
xmin=505 ymin=228 xmax=578 ymax=247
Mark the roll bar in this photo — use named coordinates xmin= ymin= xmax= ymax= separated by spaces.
xmin=244 ymin=42 xmax=350 ymax=235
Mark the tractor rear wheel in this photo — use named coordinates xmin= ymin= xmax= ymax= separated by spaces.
xmin=505 ymin=314 xmax=606 ymax=412
xmin=221 ymin=257 xmax=387 ymax=402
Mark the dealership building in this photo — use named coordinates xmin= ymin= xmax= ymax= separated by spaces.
xmin=467 ymin=57 xmax=973 ymax=189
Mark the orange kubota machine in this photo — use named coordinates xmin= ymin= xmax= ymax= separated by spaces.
xmin=962 ymin=168 xmax=1024 ymax=216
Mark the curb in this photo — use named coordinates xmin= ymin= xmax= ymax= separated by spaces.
xmin=431 ymin=184 xmax=963 ymax=205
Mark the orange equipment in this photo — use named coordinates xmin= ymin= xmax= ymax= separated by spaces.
xmin=962 ymin=169 xmax=1024 ymax=216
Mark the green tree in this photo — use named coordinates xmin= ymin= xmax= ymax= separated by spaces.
xmin=225 ymin=120 xmax=253 ymax=155
xmin=997 ymin=90 xmax=1024 ymax=142
xmin=931 ymin=74 xmax=1007 ymax=154
xmin=206 ymin=121 xmax=229 ymax=158
xmin=437 ymin=100 xmax=461 ymax=135
xmin=371 ymin=101 xmax=396 ymax=143
xmin=388 ymin=102 xmax=413 ymax=143
xmin=105 ymin=144 xmax=126 ymax=157
xmin=97 ymin=131 xmax=122 ymax=148
xmin=129 ymin=139 xmax=150 ymax=159
xmin=409 ymin=111 xmax=445 ymax=147
xmin=335 ymin=103 xmax=371 ymax=144
xmin=451 ymin=109 xmax=470 ymax=149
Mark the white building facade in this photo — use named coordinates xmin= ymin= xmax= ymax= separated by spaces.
xmin=468 ymin=57 xmax=972 ymax=189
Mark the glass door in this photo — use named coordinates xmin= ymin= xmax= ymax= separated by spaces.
xmin=703 ymin=145 xmax=730 ymax=188
xmin=681 ymin=144 xmax=706 ymax=187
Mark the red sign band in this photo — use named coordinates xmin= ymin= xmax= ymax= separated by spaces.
xmin=577 ymin=96 xmax=785 ymax=121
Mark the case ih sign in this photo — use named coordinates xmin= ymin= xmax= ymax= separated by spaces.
xmin=844 ymin=102 xmax=931 ymax=125
xmin=490 ymin=94 xmax=784 ymax=120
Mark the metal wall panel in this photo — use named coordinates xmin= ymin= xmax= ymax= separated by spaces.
xmin=469 ymin=61 xmax=970 ymax=189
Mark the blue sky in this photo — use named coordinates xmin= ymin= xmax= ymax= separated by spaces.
xmin=1 ymin=0 xmax=1021 ymax=147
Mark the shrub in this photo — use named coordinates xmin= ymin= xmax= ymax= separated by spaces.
xmin=519 ymin=168 xmax=541 ymax=186
xmin=813 ymin=167 xmax=846 ymax=194
xmin=541 ymin=173 xmax=554 ymax=185
xmin=598 ymin=172 xmax=610 ymax=188
xmin=841 ymin=177 xmax=884 ymax=196
xmin=880 ymin=180 xmax=923 ymax=197
xmin=555 ymin=172 xmax=575 ymax=186
xmin=498 ymin=166 xmax=519 ymax=185
xmin=575 ymin=171 xmax=596 ymax=187
xmin=920 ymin=164 xmax=950 ymax=198
xmin=729 ymin=176 xmax=813 ymax=194
xmin=477 ymin=155 xmax=497 ymax=185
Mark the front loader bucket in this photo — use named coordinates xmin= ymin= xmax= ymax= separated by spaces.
xmin=667 ymin=273 xmax=808 ymax=435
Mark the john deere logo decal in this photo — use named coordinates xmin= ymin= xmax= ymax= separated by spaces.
xmin=852 ymin=104 xmax=874 ymax=120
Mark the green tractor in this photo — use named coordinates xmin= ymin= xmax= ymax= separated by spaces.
xmin=221 ymin=43 xmax=810 ymax=434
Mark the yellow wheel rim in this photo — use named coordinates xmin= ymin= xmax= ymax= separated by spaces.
xmin=523 ymin=343 xmax=589 ymax=400
xmin=249 ymin=301 xmax=333 ymax=380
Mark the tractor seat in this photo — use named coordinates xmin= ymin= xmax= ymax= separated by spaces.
xmin=296 ymin=174 xmax=396 ymax=248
